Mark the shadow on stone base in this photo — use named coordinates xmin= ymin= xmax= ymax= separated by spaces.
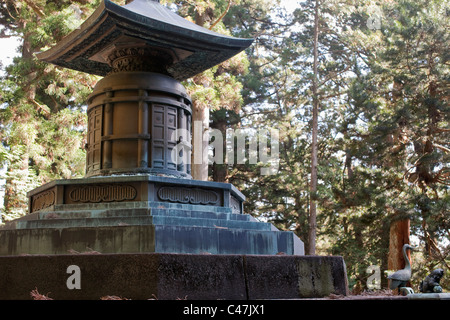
xmin=0 ymin=253 xmax=348 ymax=300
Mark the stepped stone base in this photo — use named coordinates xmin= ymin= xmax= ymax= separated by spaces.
xmin=0 ymin=175 xmax=304 ymax=256
xmin=0 ymin=201 xmax=303 ymax=256
xmin=0 ymin=175 xmax=339 ymax=300
xmin=0 ymin=253 xmax=348 ymax=300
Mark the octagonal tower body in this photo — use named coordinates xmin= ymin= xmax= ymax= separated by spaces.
xmin=85 ymin=71 xmax=193 ymax=178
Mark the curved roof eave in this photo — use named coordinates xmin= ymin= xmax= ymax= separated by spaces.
xmin=36 ymin=0 xmax=253 ymax=80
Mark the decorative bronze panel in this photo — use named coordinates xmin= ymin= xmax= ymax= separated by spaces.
xmin=230 ymin=196 xmax=242 ymax=214
xmin=31 ymin=189 xmax=56 ymax=212
xmin=151 ymin=104 xmax=165 ymax=169
xmin=157 ymin=187 xmax=219 ymax=205
xmin=86 ymin=106 xmax=103 ymax=174
xmin=150 ymin=104 xmax=179 ymax=171
xmin=69 ymin=184 xmax=137 ymax=203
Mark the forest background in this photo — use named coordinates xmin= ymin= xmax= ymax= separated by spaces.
xmin=0 ymin=0 xmax=448 ymax=292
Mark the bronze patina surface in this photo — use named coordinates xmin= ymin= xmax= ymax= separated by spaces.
xmin=85 ymin=71 xmax=193 ymax=177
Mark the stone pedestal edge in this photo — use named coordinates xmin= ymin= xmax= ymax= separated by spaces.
xmin=0 ymin=253 xmax=348 ymax=300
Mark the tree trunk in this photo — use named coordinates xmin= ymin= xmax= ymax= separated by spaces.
xmin=211 ymin=118 xmax=228 ymax=182
xmin=388 ymin=218 xmax=411 ymax=272
xmin=307 ymin=0 xmax=320 ymax=256
xmin=190 ymin=4 xmax=214 ymax=181
xmin=191 ymin=105 xmax=209 ymax=181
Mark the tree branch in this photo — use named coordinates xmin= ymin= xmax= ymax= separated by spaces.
xmin=433 ymin=143 xmax=450 ymax=153
xmin=210 ymin=0 xmax=232 ymax=30
xmin=22 ymin=0 xmax=44 ymax=18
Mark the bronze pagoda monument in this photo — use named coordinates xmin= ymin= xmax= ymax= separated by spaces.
xmin=1 ymin=0 xmax=303 ymax=256
xmin=0 ymin=0 xmax=349 ymax=300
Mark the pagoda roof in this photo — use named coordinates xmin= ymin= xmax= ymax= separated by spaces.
xmin=36 ymin=0 xmax=253 ymax=80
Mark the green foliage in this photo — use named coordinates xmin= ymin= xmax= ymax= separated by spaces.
xmin=0 ymin=0 xmax=98 ymax=220
xmin=229 ymin=0 xmax=449 ymax=291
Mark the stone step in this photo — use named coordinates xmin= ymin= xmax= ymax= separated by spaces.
xmin=14 ymin=215 xmax=271 ymax=231
xmin=50 ymin=201 xmax=236 ymax=215
xmin=34 ymin=207 xmax=248 ymax=221
xmin=15 ymin=216 xmax=152 ymax=229
xmin=38 ymin=208 xmax=152 ymax=220
xmin=0 ymin=223 xmax=300 ymax=255
xmin=36 ymin=206 xmax=250 ymax=221
xmin=3 ymin=201 xmax=249 ymax=225
xmin=150 ymin=208 xmax=250 ymax=221
xmin=154 ymin=216 xmax=269 ymax=230
xmin=153 ymin=225 xmax=297 ymax=255
xmin=147 ymin=201 xmax=235 ymax=214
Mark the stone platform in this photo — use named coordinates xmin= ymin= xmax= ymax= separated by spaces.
xmin=0 ymin=175 xmax=324 ymax=300
xmin=0 ymin=201 xmax=303 ymax=255
xmin=0 ymin=253 xmax=348 ymax=300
